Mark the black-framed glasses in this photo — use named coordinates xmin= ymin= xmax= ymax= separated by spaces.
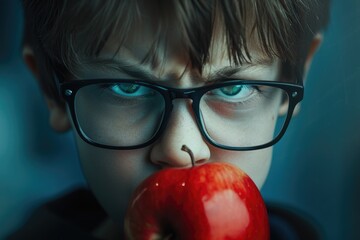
xmin=58 ymin=79 xmax=303 ymax=151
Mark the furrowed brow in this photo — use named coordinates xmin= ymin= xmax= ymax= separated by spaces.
xmin=83 ymin=56 xmax=274 ymax=83
xmin=84 ymin=58 xmax=159 ymax=81
xmin=208 ymin=66 xmax=244 ymax=82
xmin=208 ymin=57 xmax=275 ymax=82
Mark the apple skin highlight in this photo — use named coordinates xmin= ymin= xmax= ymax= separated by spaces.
xmin=124 ymin=162 xmax=269 ymax=240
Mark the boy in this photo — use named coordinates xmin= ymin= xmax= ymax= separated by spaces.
xmin=10 ymin=0 xmax=329 ymax=239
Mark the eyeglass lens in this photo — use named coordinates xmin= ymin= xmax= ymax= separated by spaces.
xmin=199 ymin=84 xmax=288 ymax=148
xmin=73 ymin=82 xmax=289 ymax=148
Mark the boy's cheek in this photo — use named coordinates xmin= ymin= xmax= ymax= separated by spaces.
xmin=211 ymin=146 xmax=273 ymax=189
xmin=74 ymin=135 xmax=157 ymax=221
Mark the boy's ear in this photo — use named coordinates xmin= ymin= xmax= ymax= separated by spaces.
xmin=279 ymin=33 xmax=323 ymax=116
xmin=23 ymin=45 xmax=71 ymax=132
xmin=303 ymin=33 xmax=323 ymax=84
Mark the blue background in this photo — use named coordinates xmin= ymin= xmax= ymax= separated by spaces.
xmin=1 ymin=0 xmax=359 ymax=239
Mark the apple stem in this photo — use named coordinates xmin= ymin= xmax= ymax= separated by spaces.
xmin=181 ymin=145 xmax=195 ymax=167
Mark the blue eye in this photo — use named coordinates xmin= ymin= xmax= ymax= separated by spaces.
xmin=109 ymin=83 xmax=153 ymax=97
xmin=220 ymin=85 xmax=246 ymax=96
xmin=115 ymin=83 xmax=140 ymax=94
xmin=213 ymin=85 xmax=254 ymax=100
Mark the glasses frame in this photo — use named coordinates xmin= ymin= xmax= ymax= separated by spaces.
xmin=59 ymin=79 xmax=303 ymax=151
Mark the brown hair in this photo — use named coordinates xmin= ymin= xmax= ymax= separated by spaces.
xmin=22 ymin=0 xmax=330 ymax=105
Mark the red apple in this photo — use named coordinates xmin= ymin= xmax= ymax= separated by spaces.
xmin=124 ymin=146 xmax=269 ymax=240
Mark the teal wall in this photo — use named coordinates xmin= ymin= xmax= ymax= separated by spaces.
xmin=1 ymin=0 xmax=359 ymax=239
xmin=262 ymin=0 xmax=360 ymax=239
xmin=0 ymin=1 xmax=85 ymax=237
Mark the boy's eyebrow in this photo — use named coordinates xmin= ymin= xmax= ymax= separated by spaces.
xmin=85 ymin=58 xmax=159 ymax=81
xmin=84 ymin=56 xmax=274 ymax=82
xmin=207 ymin=58 xmax=275 ymax=82
xmin=208 ymin=67 xmax=246 ymax=82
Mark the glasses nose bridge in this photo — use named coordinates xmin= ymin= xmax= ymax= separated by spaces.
xmin=166 ymin=88 xmax=201 ymax=128
xmin=169 ymin=88 xmax=198 ymax=102
xmin=165 ymin=88 xmax=204 ymax=141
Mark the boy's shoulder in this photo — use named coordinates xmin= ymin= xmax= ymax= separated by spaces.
xmin=267 ymin=202 xmax=322 ymax=240
xmin=7 ymin=189 xmax=107 ymax=240
xmin=7 ymin=189 xmax=321 ymax=240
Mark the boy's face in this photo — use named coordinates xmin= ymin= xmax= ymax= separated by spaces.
xmin=68 ymin=15 xmax=283 ymax=223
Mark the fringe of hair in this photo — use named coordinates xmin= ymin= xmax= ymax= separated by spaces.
xmin=23 ymin=0 xmax=329 ymax=102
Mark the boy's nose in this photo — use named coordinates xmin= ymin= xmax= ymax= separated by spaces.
xmin=150 ymin=99 xmax=211 ymax=168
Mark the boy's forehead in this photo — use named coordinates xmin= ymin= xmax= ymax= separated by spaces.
xmin=92 ymin=13 xmax=276 ymax=79
xmin=87 ymin=35 xmax=277 ymax=83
